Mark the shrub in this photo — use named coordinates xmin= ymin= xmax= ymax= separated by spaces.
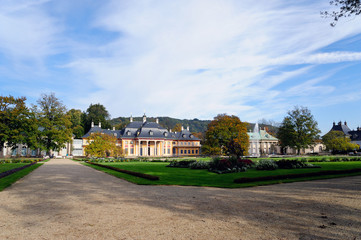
xmin=256 ymin=159 xmax=278 ymax=170
xmin=189 ymin=161 xmax=209 ymax=169
xmin=208 ymin=157 xmax=247 ymax=174
xmin=276 ymin=159 xmax=307 ymax=169
xmin=166 ymin=160 xmax=196 ymax=168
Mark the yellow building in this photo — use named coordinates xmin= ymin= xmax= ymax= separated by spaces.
xmin=82 ymin=115 xmax=201 ymax=157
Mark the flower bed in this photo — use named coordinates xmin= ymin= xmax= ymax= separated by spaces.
xmin=0 ymin=162 xmax=38 ymax=179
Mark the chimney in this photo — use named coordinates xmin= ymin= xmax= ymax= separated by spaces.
xmin=344 ymin=121 xmax=347 ymax=126
xmin=187 ymin=126 xmax=189 ymax=131
xmin=156 ymin=118 xmax=159 ymax=124
xmin=338 ymin=121 xmax=341 ymax=126
xmin=91 ymin=121 xmax=94 ymax=128
xmin=181 ymin=126 xmax=184 ymax=131
xmin=99 ymin=122 xmax=101 ymax=128
xmin=333 ymin=121 xmax=335 ymax=126
xmin=130 ymin=115 xmax=133 ymax=122
xmin=143 ymin=113 xmax=146 ymax=123
xmin=113 ymin=127 xmax=115 ymax=131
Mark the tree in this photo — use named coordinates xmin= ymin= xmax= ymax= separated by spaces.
xmin=33 ymin=93 xmax=72 ymax=156
xmin=82 ymin=103 xmax=111 ymax=133
xmin=84 ymin=132 xmax=123 ymax=157
xmin=67 ymin=109 xmax=84 ymax=138
xmin=172 ymin=123 xmax=182 ymax=132
xmin=322 ymin=0 xmax=361 ymax=26
xmin=0 ymin=96 xmax=38 ymax=151
xmin=322 ymin=131 xmax=359 ymax=153
xmin=202 ymin=114 xmax=249 ymax=157
xmin=277 ymin=106 xmax=320 ymax=155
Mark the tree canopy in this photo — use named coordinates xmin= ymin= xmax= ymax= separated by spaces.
xmin=322 ymin=130 xmax=359 ymax=153
xmin=84 ymin=132 xmax=123 ymax=157
xmin=202 ymin=114 xmax=249 ymax=157
xmin=322 ymin=0 xmax=361 ymax=26
xmin=67 ymin=109 xmax=84 ymax=138
xmin=82 ymin=103 xmax=111 ymax=133
xmin=33 ymin=93 xmax=72 ymax=155
xmin=0 ymin=96 xmax=37 ymax=151
xmin=277 ymin=106 xmax=320 ymax=154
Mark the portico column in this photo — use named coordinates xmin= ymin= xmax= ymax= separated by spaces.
xmin=146 ymin=141 xmax=149 ymax=156
xmin=163 ymin=141 xmax=165 ymax=156
xmin=138 ymin=140 xmax=141 ymax=156
xmin=154 ymin=141 xmax=157 ymax=156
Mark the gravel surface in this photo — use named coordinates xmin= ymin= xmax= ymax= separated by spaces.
xmin=0 ymin=158 xmax=360 ymax=240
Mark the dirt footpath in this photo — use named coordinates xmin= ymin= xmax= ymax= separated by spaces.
xmin=0 ymin=159 xmax=360 ymax=240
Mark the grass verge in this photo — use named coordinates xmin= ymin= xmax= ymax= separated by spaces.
xmin=83 ymin=161 xmax=361 ymax=188
xmin=0 ymin=163 xmax=43 ymax=191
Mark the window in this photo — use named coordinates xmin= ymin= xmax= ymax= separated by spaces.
xmin=196 ymin=150 xmax=198 ymax=154
xmin=180 ymin=150 xmax=183 ymax=154
xmin=192 ymin=150 xmax=194 ymax=154
xmin=168 ymin=149 xmax=170 ymax=154
xmin=149 ymin=130 xmax=153 ymax=136
xmin=125 ymin=149 xmax=128 ymax=154
xmin=188 ymin=150 xmax=190 ymax=154
xmin=130 ymin=149 xmax=134 ymax=154
xmin=125 ymin=141 xmax=128 ymax=144
xmin=130 ymin=141 xmax=133 ymax=144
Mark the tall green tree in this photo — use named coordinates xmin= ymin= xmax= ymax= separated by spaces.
xmin=67 ymin=109 xmax=84 ymax=138
xmin=277 ymin=106 xmax=320 ymax=155
xmin=0 ymin=96 xmax=38 ymax=151
xmin=33 ymin=93 xmax=72 ymax=156
xmin=202 ymin=114 xmax=249 ymax=157
xmin=82 ymin=103 xmax=111 ymax=133
xmin=322 ymin=131 xmax=359 ymax=153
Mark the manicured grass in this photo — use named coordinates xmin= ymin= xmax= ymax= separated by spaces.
xmin=83 ymin=161 xmax=361 ymax=188
xmin=0 ymin=163 xmax=29 ymax=173
xmin=0 ymin=163 xmax=43 ymax=191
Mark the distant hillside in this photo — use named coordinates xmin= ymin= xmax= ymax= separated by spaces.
xmin=110 ymin=116 xmax=279 ymax=135
xmin=110 ymin=116 xmax=211 ymax=133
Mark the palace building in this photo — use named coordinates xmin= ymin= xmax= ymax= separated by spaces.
xmin=82 ymin=115 xmax=201 ymax=157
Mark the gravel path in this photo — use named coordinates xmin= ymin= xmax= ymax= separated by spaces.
xmin=0 ymin=159 xmax=360 ymax=240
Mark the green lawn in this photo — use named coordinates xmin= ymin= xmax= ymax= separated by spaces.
xmin=0 ymin=163 xmax=43 ymax=191
xmin=83 ymin=161 xmax=361 ymax=188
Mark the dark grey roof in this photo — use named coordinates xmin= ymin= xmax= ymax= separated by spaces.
xmin=329 ymin=121 xmax=351 ymax=135
xmin=349 ymin=130 xmax=361 ymax=141
xmin=82 ymin=120 xmax=200 ymax=141
xmin=82 ymin=126 xmax=121 ymax=138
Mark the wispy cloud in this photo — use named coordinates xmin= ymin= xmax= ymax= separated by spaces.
xmin=1 ymin=0 xmax=361 ymax=133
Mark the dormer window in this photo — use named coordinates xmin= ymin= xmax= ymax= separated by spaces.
xmin=164 ymin=132 xmax=168 ymax=137
xmin=190 ymin=134 xmax=194 ymax=138
xmin=149 ymin=130 xmax=153 ymax=136
xmin=182 ymin=134 xmax=186 ymax=138
xmin=127 ymin=131 xmax=131 ymax=136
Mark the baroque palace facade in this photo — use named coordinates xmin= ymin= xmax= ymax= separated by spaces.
xmin=82 ymin=115 xmax=201 ymax=157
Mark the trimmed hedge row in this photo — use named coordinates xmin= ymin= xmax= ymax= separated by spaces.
xmin=86 ymin=162 xmax=159 ymax=181
xmin=0 ymin=162 xmax=38 ymax=179
xmin=234 ymin=168 xmax=361 ymax=183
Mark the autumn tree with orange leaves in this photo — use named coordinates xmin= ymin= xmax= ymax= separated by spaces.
xmin=202 ymin=114 xmax=249 ymax=157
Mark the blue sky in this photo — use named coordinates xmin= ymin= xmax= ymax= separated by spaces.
xmin=1 ymin=0 xmax=361 ymax=134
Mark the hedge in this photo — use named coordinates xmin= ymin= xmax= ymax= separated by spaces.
xmin=86 ymin=162 xmax=160 ymax=181
xmin=234 ymin=168 xmax=361 ymax=183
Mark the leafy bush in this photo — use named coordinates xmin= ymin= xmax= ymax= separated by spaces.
xmin=276 ymin=159 xmax=307 ymax=169
xmin=189 ymin=161 xmax=209 ymax=169
xmin=208 ymin=157 xmax=247 ymax=174
xmin=256 ymin=159 xmax=278 ymax=170
xmin=166 ymin=160 xmax=196 ymax=168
